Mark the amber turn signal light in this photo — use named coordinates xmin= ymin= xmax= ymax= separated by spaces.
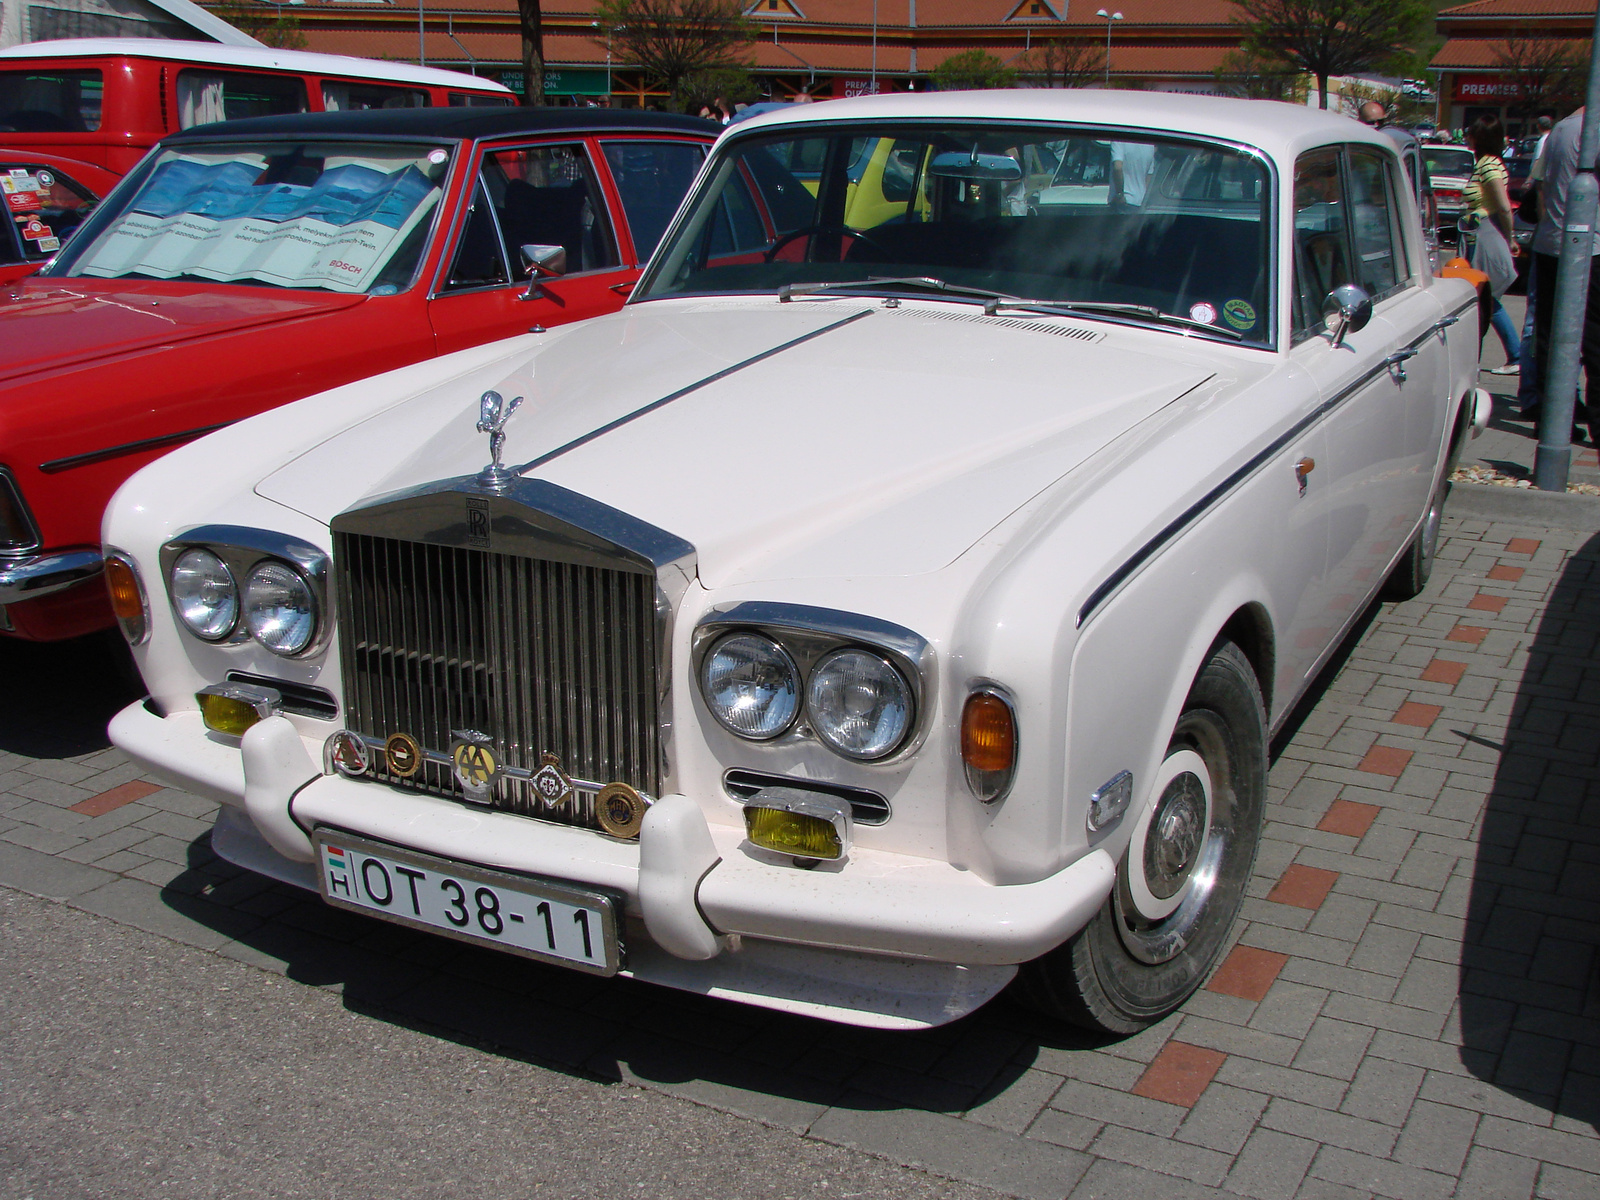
xmin=102 ymin=553 xmax=147 ymax=646
xmin=961 ymin=690 xmax=1017 ymax=803
xmin=197 ymin=682 xmax=282 ymax=736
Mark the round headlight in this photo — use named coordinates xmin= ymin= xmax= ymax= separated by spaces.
xmin=170 ymin=548 xmax=237 ymax=641
xmin=701 ymin=633 xmax=800 ymax=739
xmin=807 ymin=648 xmax=913 ymax=761
xmin=244 ymin=560 xmax=317 ymax=656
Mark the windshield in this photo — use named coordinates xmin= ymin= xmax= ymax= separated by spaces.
xmin=636 ymin=123 xmax=1273 ymax=343
xmin=46 ymin=140 xmax=451 ymax=294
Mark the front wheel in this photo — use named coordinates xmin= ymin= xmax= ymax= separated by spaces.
xmin=1384 ymin=472 xmax=1449 ymax=601
xmin=1015 ymin=640 xmax=1266 ymax=1034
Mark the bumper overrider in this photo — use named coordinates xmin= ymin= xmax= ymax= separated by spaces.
xmin=111 ymin=700 xmax=1115 ymax=1028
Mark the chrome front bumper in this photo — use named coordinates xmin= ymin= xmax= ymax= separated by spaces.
xmin=0 ymin=548 xmax=103 ymax=604
xmin=110 ymin=702 xmax=1118 ymax=1029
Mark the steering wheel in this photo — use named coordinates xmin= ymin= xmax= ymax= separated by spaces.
xmin=763 ymin=224 xmax=888 ymax=262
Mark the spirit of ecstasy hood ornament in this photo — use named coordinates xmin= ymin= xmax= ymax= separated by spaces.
xmin=474 ymin=389 xmax=524 ymax=492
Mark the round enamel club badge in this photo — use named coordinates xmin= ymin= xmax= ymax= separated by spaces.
xmin=450 ymin=731 xmax=499 ymax=803
xmin=383 ymin=732 xmax=422 ymax=778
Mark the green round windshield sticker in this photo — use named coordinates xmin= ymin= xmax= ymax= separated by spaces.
xmin=1223 ymin=299 xmax=1256 ymax=330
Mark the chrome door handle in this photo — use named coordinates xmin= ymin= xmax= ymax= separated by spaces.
xmin=1431 ymin=315 xmax=1459 ymax=338
xmin=1386 ymin=347 xmax=1420 ymax=382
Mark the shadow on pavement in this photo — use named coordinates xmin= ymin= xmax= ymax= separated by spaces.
xmin=1458 ymin=530 xmax=1600 ymax=1129
xmin=158 ymin=834 xmax=1112 ymax=1119
xmin=0 ymin=631 xmax=143 ymax=758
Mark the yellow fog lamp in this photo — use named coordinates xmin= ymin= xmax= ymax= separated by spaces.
xmin=743 ymin=788 xmax=852 ymax=862
xmin=197 ymin=682 xmax=282 ymax=736
xmin=102 ymin=552 xmax=148 ymax=646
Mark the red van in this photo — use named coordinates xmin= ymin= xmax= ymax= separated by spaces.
xmin=0 ymin=38 xmax=514 ymax=177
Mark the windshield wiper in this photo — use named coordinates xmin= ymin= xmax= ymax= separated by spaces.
xmin=778 ymin=276 xmax=1019 ymax=304
xmin=983 ymin=298 xmax=1245 ymax=341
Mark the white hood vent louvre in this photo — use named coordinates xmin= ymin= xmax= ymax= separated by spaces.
xmin=885 ymin=307 xmax=1104 ymax=343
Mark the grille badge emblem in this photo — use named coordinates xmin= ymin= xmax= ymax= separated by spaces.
xmin=596 ymin=782 xmax=648 ymax=839
xmin=531 ymin=752 xmax=575 ymax=808
xmin=450 ymin=730 xmax=499 ymax=803
xmin=384 ymin=732 xmax=422 ymax=778
xmin=327 ymin=730 xmax=370 ymax=777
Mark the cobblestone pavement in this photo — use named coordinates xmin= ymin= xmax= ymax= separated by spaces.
xmin=2 ymin=504 xmax=1598 ymax=1200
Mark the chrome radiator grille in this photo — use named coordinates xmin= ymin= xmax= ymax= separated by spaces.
xmin=334 ymin=531 xmax=661 ymax=827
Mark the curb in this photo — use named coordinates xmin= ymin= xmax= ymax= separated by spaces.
xmin=1447 ymin=480 xmax=1600 ymax=530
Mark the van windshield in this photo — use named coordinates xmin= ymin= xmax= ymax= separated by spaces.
xmin=635 ymin=123 xmax=1273 ymax=343
xmin=46 ymin=140 xmax=451 ymax=294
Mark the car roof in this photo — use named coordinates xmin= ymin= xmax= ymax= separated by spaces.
xmin=0 ymin=37 xmax=512 ymax=93
xmin=160 ymin=106 xmax=721 ymax=144
xmin=726 ymin=88 xmax=1396 ymax=164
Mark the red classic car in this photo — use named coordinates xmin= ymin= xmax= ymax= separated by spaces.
xmin=0 ymin=105 xmax=716 ymax=641
xmin=0 ymin=149 xmax=113 ymax=283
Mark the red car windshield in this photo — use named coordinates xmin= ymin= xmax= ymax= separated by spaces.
xmin=46 ymin=140 xmax=451 ymax=294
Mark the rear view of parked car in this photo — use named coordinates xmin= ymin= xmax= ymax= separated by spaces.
xmin=0 ymin=106 xmax=714 ymax=641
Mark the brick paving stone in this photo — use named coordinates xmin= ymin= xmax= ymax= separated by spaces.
xmin=68 ymin=779 xmax=162 ymax=816
xmin=1307 ymin=1146 xmax=1454 ymax=1200
xmin=1173 ymin=1082 xmax=1269 ymax=1155
xmin=1390 ymin=1098 xmax=1478 ymax=1175
xmin=1505 ymin=537 xmax=1541 ymax=555
xmin=1337 ymin=1057 xmax=1424 ymax=1126
xmin=1356 ymin=745 xmax=1413 ymax=777
xmin=1268 ymin=864 xmax=1341 ymax=910
xmin=1090 ymin=1125 xmax=1233 ymax=1186
xmin=1454 ymin=1145 xmax=1543 ymax=1199
xmin=1419 ymin=658 xmax=1469 ymax=685
xmin=1225 ymin=1129 xmax=1319 ymax=1200
xmin=1467 ymin=593 xmax=1509 ymax=614
xmin=1293 ymin=1018 xmax=1377 ymax=1081
xmin=1488 ymin=564 xmax=1525 ymax=582
xmin=1207 ymin=945 xmax=1289 ymax=1002
xmin=1537 ymin=1162 xmax=1600 ymax=1199
xmin=1317 ymin=800 xmax=1382 ymax=838
xmin=1130 ymin=1042 xmax=1225 ymax=1108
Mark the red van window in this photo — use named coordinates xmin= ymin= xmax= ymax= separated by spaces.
xmin=322 ymin=82 xmax=428 ymax=111
xmin=0 ymin=69 xmax=104 ymax=133
xmin=449 ymin=91 xmax=515 ymax=107
xmin=177 ymin=69 xmax=307 ymax=128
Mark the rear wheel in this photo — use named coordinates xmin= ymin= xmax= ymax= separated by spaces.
xmin=1384 ymin=473 xmax=1449 ymax=601
xmin=1016 ymin=640 xmax=1266 ymax=1034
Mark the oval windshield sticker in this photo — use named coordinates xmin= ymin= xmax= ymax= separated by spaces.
xmin=1189 ymin=301 xmax=1218 ymax=325
xmin=1223 ymin=299 xmax=1257 ymax=330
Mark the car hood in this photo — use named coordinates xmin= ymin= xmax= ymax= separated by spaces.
xmin=0 ymin=278 xmax=366 ymax=384
xmin=256 ymin=301 xmax=1215 ymax=586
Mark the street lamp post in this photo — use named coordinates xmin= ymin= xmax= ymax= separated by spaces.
xmin=1096 ymin=9 xmax=1122 ymax=87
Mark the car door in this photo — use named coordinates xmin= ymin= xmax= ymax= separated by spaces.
xmin=427 ymin=139 xmax=637 ymax=355
xmin=1287 ymin=145 xmax=1411 ymax=653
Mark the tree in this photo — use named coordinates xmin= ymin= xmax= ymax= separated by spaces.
xmin=594 ymin=0 xmax=755 ymax=111
xmin=213 ymin=3 xmax=306 ymax=50
xmin=931 ymin=49 xmax=1016 ymax=92
xmin=518 ymin=0 xmax=546 ymax=105
xmin=1019 ymin=37 xmax=1105 ymax=89
xmin=677 ymin=65 xmax=758 ymax=115
xmin=1232 ymin=0 xmax=1430 ymax=111
xmin=1494 ymin=34 xmax=1587 ymax=124
xmin=1213 ymin=46 xmax=1300 ymax=102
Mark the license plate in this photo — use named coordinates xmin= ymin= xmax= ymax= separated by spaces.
xmin=314 ymin=831 xmax=621 ymax=975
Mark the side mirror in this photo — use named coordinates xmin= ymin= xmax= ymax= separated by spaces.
xmin=1321 ymin=283 xmax=1372 ymax=347
xmin=519 ymin=244 xmax=567 ymax=301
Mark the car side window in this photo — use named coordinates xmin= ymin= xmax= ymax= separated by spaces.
xmin=1292 ymin=148 xmax=1352 ymax=342
xmin=446 ymin=177 xmax=510 ymax=289
xmin=601 ymin=139 xmax=706 ymax=264
xmin=1347 ymin=147 xmax=1407 ymax=301
xmin=445 ymin=143 xmax=620 ymax=291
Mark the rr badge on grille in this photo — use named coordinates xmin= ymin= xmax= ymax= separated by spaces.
xmin=450 ymin=730 xmax=499 ymax=802
xmin=531 ymin=752 xmax=575 ymax=808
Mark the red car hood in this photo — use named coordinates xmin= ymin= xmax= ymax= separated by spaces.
xmin=0 ymin=278 xmax=367 ymax=384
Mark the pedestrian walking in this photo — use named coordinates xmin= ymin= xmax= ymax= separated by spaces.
xmin=1529 ymin=107 xmax=1596 ymax=443
xmin=1462 ymin=116 xmax=1522 ymax=372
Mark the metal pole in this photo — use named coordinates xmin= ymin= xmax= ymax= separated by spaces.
xmin=418 ymin=0 xmax=426 ymax=67
xmin=1533 ymin=6 xmax=1600 ymax=490
xmin=871 ymin=0 xmax=878 ymax=92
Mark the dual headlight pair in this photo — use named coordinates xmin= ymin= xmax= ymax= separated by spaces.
xmin=161 ymin=531 xmax=327 ymax=657
xmin=700 ymin=631 xmax=914 ymax=761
